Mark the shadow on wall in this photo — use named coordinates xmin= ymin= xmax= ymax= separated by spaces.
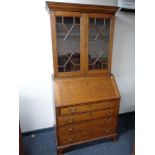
xmin=19 ymin=84 xmax=54 ymax=133
xmin=19 ymin=95 xmax=36 ymax=132
xmin=114 ymin=11 xmax=135 ymax=74
xmin=112 ymin=11 xmax=135 ymax=113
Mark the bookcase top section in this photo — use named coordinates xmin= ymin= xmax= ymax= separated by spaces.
xmin=53 ymin=75 xmax=120 ymax=107
xmin=46 ymin=1 xmax=119 ymax=14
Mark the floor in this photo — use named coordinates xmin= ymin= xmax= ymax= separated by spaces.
xmin=23 ymin=112 xmax=135 ymax=155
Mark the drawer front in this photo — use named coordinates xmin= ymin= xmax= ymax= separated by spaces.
xmin=58 ymin=108 xmax=119 ymax=126
xmin=58 ymin=131 xmax=83 ymax=146
xmin=59 ymin=100 xmax=119 ymax=116
xmin=58 ymin=116 xmax=118 ymax=136
xmin=58 ymin=118 xmax=117 ymax=146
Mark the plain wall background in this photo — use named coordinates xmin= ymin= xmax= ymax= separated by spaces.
xmin=19 ymin=0 xmax=135 ymax=132
xmin=112 ymin=11 xmax=135 ymax=113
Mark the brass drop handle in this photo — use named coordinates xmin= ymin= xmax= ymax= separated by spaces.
xmin=68 ymin=128 xmax=73 ymax=131
xmin=104 ymin=128 xmax=110 ymax=133
xmin=105 ymin=117 xmax=112 ymax=122
xmin=66 ymin=118 xmax=73 ymax=123
xmin=68 ymin=137 xmax=74 ymax=142
xmin=106 ymin=110 xmax=112 ymax=116
xmin=69 ymin=107 xmax=77 ymax=113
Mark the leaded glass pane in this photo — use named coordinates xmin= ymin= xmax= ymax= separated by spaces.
xmin=88 ymin=18 xmax=110 ymax=70
xmin=56 ymin=16 xmax=80 ymax=72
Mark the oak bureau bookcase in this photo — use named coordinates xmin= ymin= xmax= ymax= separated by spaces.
xmin=46 ymin=2 xmax=120 ymax=155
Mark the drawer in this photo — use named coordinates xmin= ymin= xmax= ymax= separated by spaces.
xmin=58 ymin=118 xmax=117 ymax=146
xmin=58 ymin=131 xmax=83 ymax=146
xmin=57 ymin=108 xmax=119 ymax=126
xmin=58 ymin=116 xmax=118 ymax=136
xmin=59 ymin=100 xmax=119 ymax=116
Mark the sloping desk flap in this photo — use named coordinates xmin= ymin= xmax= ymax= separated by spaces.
xmin=53 ymin=76 xmax=120 ymax=107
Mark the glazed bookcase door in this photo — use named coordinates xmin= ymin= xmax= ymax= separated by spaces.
xmin=86 ymin=13 xmax=114 ymax=75
xmin=51 ymin=11 xmax=85 ymax=77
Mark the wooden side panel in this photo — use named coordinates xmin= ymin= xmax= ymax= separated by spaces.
xmin=53 ymin=79 xmax=62 ymax=106
xmin=50 ymin=12 xmax=58 ymax=77
xmin=111 ymin=76 xmax=121 ymax=99
xmin=108 ymin=16 xmax=115 ymax=72
xmin=81 ymin=13 xmax=87 ymax=75
xmin=85 ymin=13 xmax=89 ymax=75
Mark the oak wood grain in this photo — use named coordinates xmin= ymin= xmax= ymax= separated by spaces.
xmin=50 ymin=12 xmax=58 ymax=77
xmin=57 ymin=108 xmax=119 ymax=126
xmin=58 ymin=116 xmax=118 ymax=136
xmin=57 ymin=133 xmax=117 ymax=150
xmin=59 ymin=100 xmax=119 ymax=116
xmin=108 ymin=16 xmax=115 ymax=72
xmin=54 ymin=76 xmax=120 ymax=107
xmin=46 ymin=2 xmax=119 ymax=14
xmin=46 ymin=3 xmax=121 ymax=154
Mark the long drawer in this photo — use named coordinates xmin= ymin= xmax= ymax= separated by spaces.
xmin=58 ymin=118 xmax=117 ymax=146
xmin=58 ymin=116 xmax=118 ymax=136
xmin=59 ymin=100 xmax=119 ymax=116
xmin=57 ymin=108 xmax=119 ymax=126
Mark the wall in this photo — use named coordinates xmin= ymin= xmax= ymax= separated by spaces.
xmin=19 ymin=1 xmax=54 ymax=132
xmin=19 ymin=0 xmax=135 ymax=132
xmin=112 ymin=11 xmax=135 ymax=113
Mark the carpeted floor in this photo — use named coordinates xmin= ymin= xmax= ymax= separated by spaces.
xmin=23 ymin=112 xmax=135 ymax=155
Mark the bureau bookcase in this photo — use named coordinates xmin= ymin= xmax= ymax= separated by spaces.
xmin=46 ymin=2 xmax=120 ymax=154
